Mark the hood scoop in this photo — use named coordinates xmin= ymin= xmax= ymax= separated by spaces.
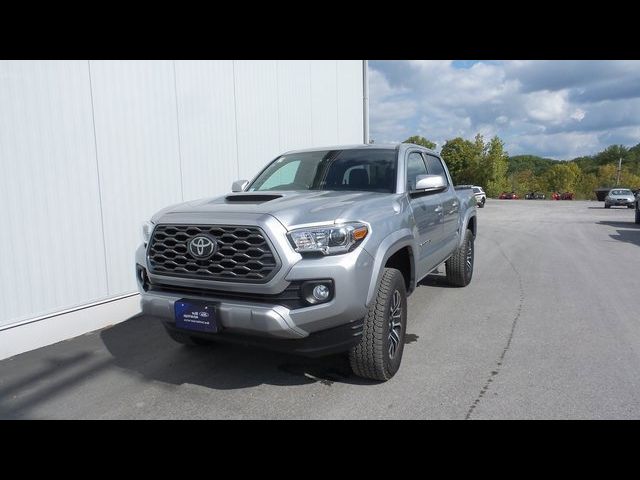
xmin=224 ymin=194 xmax=282 ymax=203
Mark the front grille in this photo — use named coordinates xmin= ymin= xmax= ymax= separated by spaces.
xmin=148 ymin=224 xmax=279 ymax=283
xmin=148 ymin=281 xmax=306 ymax=309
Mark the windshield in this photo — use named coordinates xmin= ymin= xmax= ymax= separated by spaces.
xmin=473 ymin=187 xmax=481 ymax=193
xmin=610 ymin=189 xmax=632 ymax=195
xmin=248 ymin=149 xmax=397 ymax=193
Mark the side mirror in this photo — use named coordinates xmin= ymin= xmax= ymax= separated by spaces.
xmin=231 ymin=179 xmax=249 ymax=192
xmin=415 ymin=174 xmax=447 ymax=192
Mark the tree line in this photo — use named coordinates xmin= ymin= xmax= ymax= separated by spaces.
xmin=403 ymin=135 xmax=640 ymax=199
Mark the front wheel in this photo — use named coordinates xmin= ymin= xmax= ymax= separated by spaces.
xmin=349 ymin=268 xmax=407 ymax=382
xmin=479 ymin=198 xmax=485 ymax=208
xmin=446 ymin=228 xmax=475 ymax=287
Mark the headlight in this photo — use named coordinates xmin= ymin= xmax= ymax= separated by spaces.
xmin=287 ymin=222 xmax=369 ymax=255
xmin=141 ymin=220 xmax=154 ymax=244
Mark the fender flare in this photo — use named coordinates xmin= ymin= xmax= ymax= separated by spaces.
xmin=364 ymin=228 xmax=416 ymax=306
xmin=458 ymin=210 xmax=477 ymax=249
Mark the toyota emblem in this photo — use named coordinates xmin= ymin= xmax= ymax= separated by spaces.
xmin=188 ymin=235 xmax=218 ymax=260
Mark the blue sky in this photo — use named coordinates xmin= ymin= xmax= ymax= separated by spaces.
xmin=369 ymin=60 xmax=640 ymax=159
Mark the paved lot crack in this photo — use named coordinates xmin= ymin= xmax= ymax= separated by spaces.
xmin=465 ymin=237 xmax=524 ymax=420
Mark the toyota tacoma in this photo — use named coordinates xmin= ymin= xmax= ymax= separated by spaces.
xmin=136 ymin=144 xmax=477 ymax=381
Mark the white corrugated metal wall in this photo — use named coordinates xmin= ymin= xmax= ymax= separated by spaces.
xmin=0 ymin=60 xmax=365 ymax=330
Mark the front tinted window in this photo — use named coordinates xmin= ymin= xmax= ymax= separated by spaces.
xmin=406 ymin=152 xmax=428 ymax=191
xmin=610 ymin=189 xmax=632 ymax=195
xmin=473 ymin=187 xmax=481 ymax=193
xmin=249 ymin=149 xmax=397 ymax=193
xmin=425 ymin=154 xmax=449 ymax=184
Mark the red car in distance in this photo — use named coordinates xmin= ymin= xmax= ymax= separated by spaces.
xmin=552 ymin=192 xmax=574 ymax=200
xmin=499 ymin=191 xmax=519 ymax=199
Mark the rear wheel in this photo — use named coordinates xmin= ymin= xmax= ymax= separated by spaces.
xmin=164 ymin=326 xmax=214 ymax=346
xmin=446 ymin=228 xmax=474 ymax=287
xmin=349 ymin=268 xmax=407 ymax=382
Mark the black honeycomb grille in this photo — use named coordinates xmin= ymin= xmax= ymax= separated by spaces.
xmin=148 ymin=224 xmax=279 ymax=283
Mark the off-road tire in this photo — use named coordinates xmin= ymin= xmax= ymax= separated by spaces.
xmin=165 ymin=326 xmax=213 ymax=346
xmin=635 ymin=203 xmax=640 ymax=224
xmin=479 ymin=198 xmax=485 ymax=208
xmin=349 ymin=268 xmax=407 ymax=382
xmin=446 ymin=228 xmax=475 ymax=287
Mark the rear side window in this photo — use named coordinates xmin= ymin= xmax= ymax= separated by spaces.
xmin=425 ymin=154 xmax=448 ymax=184
xmin=406 ymin=152 xmax=428 ymax=191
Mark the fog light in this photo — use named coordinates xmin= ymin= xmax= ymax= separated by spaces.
xmin=301 ymin=280 xmax=334 ymax=305
xmin=312 ymin=284 xmax=330 ymax=301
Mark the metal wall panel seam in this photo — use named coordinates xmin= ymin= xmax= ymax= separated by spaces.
xmin=308 ymin=60 xmax=314 ymax=145
xmin=172 ymin=60 xmax=185 ymax=201
xmin=275 ymin=60 xmax=282 ymax=152
xmin=335 ymin=60 xmax=340 ymax=141
xmin=87 ymin=60 xmax=111 ymax=295
xmin=231 ymin=60 xmax=240 ymax=180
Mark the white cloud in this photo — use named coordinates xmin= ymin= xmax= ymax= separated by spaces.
xmin=571 ymin=108 xmax=586 ymax=121
xmin=369 ymin=60 xmax=640 ymax=159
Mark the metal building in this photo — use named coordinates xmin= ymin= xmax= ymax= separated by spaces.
xmin=0 ymin=60 xmax=368 ymax=359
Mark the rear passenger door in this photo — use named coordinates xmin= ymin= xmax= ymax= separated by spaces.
xmin=424 ymin=153 xmax=459 ymax=255
xmin=406 ymin=150 xmax=444 ymax=279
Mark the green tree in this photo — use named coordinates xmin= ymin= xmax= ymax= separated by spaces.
xmin=440 ymin=137 xmax=476 ymax=184
xmin=482 ymin=136 xmax=509 ymax=197
xmin=543 ymin=163 xmax=581 ymax=193
xmin=403 ymin=135 xmax=436 ymax=150
xmin=575 ymin=172 xmax=598 ymax=199
xmin=511 ymin=169 xmax=540 ymax=195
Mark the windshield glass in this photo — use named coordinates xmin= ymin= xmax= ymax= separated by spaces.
xmin=610 ymin=189 xmax=632 ymax=195
xmin=473 ymin=187 xmax=481 ymax=193
xmin=248 ymin=149 xmax=397 ymax=193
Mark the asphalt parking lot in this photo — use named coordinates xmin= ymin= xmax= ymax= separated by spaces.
xmin=1 ymin=200 xmax=639 ymax=419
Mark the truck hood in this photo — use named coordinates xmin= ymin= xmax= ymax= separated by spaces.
xmin=153 ymin=190 xmax=397 ymax=229
xmin=608 ymin=194 xmax=635 ymax=201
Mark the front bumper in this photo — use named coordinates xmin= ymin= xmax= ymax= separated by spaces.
xmin=136 ymin=242 xmax=374 ymax=343
xmin=162 ymin=318 xmax=364 ymax=357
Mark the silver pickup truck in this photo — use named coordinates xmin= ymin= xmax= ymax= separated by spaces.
xmin=135 ymin=143 xmax=477 ymax=381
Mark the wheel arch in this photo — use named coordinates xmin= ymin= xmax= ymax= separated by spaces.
xmin=364 ymin=229 xmax=417 ymax=306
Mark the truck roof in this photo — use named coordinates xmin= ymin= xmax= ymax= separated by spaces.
xmin=282 ymin=143 xmax=439 ymax=156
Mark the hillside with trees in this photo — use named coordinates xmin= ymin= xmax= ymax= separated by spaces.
xmin=403 ymin=135 xmax=640 ymax=199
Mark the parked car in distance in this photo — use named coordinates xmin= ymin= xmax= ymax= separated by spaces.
xmin=499 ymin=191 xmax=519 ymax=199
xmin=552 ymin=192 xmax=574 ymax=200
xmin=472 ymin=186 xmax=486 ymax=208
xmin=525 ymin=192 xmax=546 ymax=200
xmin=605 ymin=188 xmax=636 ymax=209
xmin=136 ymin=143 xmax=478 ymax=381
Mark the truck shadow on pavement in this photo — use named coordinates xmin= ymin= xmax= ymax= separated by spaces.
xmin=417 ymin=272 xmax=456 ymax=288
xmin=597 ymin=220 xmax=640 ymax=247
xmin=100 ymin=314 xmax=384 ymax=389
